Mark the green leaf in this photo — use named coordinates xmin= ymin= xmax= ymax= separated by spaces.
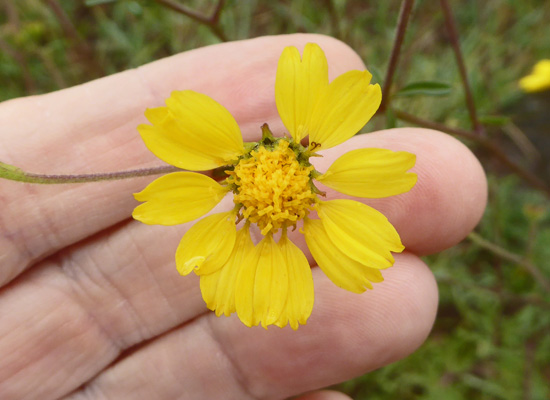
xmin=479 ymin=115 xmax=511 ymax=126
xmin=85 ymin=0 xmax=118 ymax=6
xmin=396 ymin=81 xmax=452 ymax=97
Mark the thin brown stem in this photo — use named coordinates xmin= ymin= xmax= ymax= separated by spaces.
xmin=211 ymin=0 xmax=225 ymax=22
xmin=393 ymin=109 xmax=481 ymax=141
xmin=3 ymin=0 xmax=21 ymax=30
xmin=380 ymin=0 xmax=415 ymax=112
xmin=323 ymin=0 xmax=342 ymax=40
xmin=522 ymin=337 xmax=536 ymax=400
xmin=45 ymin=0 xmax=104 ymax=77
xmin=38 ymin=48 xmax=68 ymax=89
xmin=154 ymin=0 xmax=228 ymax=42
xmin=468 ymin=232 xmax=550 ymax=293
xmin=440 ymin=0 xmax=483 ymax=135
xmin=46 ymin=0 xmax=86 ymax=48
xmin=393 ymin=109 xmax=550 ymax=197
xmin=0 ymin=37 xmax=36 ymax=93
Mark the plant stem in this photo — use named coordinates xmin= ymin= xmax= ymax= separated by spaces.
xmin=0 ymin=37 xmax=36 ymax=93
xmin=393 ymin=109 xmax=550 ymax=198
xmin=45 ymin=0 xmax=104 ymax=77
xmin=440 ymin=0 xmax=483 ymax=135
xmin=380 ymin=0 xmax=415 ymax=112
xmin=0 ymin=164 xmax=180 ymax=184
xmin=154 ymin=0 xmax=228 ymax=42
xmin=323 ymin=0 xmax=342 ymax=40
xmin=468 ymin=232 xmax=550 ymax=293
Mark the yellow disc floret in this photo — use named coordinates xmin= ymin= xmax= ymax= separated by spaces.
xmin=227 ymin=139 xmax=317 ymax=235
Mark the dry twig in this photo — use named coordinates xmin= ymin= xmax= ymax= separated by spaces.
xmin=154 ymin=0 xmax=227 ymax=42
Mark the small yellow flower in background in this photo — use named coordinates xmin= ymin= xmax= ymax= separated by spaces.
xmin=133 ymin=43 xmax=417 ymax=329
xmin=519 ymin=60 xmax=550 ymax=92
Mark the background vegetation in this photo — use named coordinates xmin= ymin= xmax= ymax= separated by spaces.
xmin=1 ymin=0 xmax=549 ymax=398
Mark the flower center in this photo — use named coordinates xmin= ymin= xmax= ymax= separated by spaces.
xmin=227 ymin=139 xmax=317 ymax=235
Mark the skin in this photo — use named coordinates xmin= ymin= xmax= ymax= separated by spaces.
xmin=0 ymin=34 xmax=487 ymax=400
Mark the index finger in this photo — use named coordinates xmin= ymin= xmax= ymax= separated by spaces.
xmin=0 ymin=34 xmax=361 ymax=286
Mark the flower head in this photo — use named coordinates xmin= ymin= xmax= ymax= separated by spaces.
xmin=519 ymin=60 xmax=550 ymax=93
xmin=133 ymin=43 xmax=417 ymax=329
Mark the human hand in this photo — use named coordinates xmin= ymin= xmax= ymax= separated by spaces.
xmin=0 ymin=34 xmax=486 ymax=399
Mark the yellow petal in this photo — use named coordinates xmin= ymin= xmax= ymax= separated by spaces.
xmin=176 ymin=212 xmax=237 ymax=276
xmin=304 ymin=219 xmax=384 ymax=293
xmin=200 ymin=270 xmax=219 ymax=311
xmin=275 ymin=43 xmax=329 ymax=142
xmin=200 ymin=226 xmax=255 ymax=316
xmin=132 ymin=172 xmax=228 ymax=225
xmin=138 ymin=90 xmax=245 ymax=171
xmin=144 ymin=106 xmax=170 ymax=124
xmin=519 ymin=76 xmax=550 ymax=92
xmin=317 ymin=199 xmax=404 ymax=268
xmin=235 ymin=234 xmax=288 ymax=328
xmin=532 ymin=60 xmax=550 ymax=74
xmin=519 ymin=60 xmax=550 ymax=92
xmin=309 ymin=71 xmax=381 ymax=150
xmin=274 ymin=234 xmax=314 ymax=330
xmin=317 ymin=148 xmax=417 ymax=198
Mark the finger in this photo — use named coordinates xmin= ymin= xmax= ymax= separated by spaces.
xmin=310 ymin=127 xmax=488 ymax=255
xmin=63 ymin=253 xmax=437 ymax=400
xmin=0 ymin=33 xmax=362 ymax=286
xmin=0 ymin=126 xmax=483 ymax=397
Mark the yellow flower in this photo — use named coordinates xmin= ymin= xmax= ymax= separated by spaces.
xmin=519 ymin=60 xmax=550 ymax=92
xmin=133 ymin=43 xmax=417 ymax=329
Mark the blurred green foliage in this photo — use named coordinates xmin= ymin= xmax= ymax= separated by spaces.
xmin=340 ymin=175 xmax=550 ymax=399
xmin=1 ymin=0 xmax=549 ymax=398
